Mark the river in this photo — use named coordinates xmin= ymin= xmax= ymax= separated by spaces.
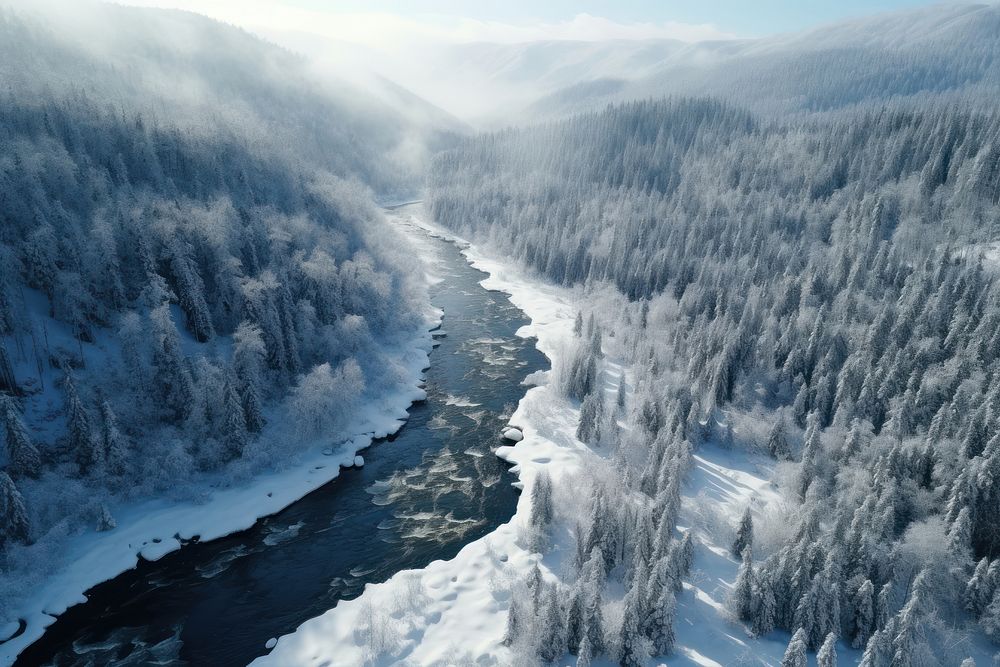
xmin=15 ymin=205 xmax=547 ymax=667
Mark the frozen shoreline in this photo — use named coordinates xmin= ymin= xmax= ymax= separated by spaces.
xmin=253 ymin=206 xmax=595 ymax=666
xmin=0 ymin=238 xmax=442 ymax=667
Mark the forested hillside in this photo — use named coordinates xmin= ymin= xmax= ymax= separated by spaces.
xmin=528 ymin=3 xmax=1000 ymax=120
xmin=429 ymin=95 xmax=1000 ymax=663
xmin=0 ymin=2 xmax=437 ymax=614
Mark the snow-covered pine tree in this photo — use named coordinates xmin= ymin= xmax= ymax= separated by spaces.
xmin=781 ymin=628 xmax=809 ymax=667
xmin=0 ymin=471 xmax=29 ymax=546
xmin=222 ymin=368 xmax=248 ymax=459
xmin=818 ymin=632 xmax=837 ymax=667
xmin=66 ymin=377 xmax=100 ymax=475
xmin=99 ymin=399 xmax=130 ymax=480
xmin=537 ymin=584 xmax=566 ymax=662
xmin=151 ymin=304 xmax=195 ymax=422
xmin=618 ymin=582 xmax=648 ymax=667
xmin=731 ymin=546 xmax=755 ymax=620
xmin=233 ymin=321 xmax=266 ymax=433
xmin=733 ymin=506 xmax=754 ymax=557
xmin=767 ymin=417 xmax=791 ymax=460
xmin=1 ymin=394 xmax=40 ymax=478
xmin=577 ymin=391 xmax=604 ymax=445
xmin=851 ymin=579 xmax=876 ymax=649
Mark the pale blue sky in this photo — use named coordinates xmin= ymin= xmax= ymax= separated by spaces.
xmin=284 ymin=0 xmax=956 ymax=37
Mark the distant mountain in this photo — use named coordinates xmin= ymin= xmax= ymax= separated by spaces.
xmin=0 ymin=0 xmax=464 ymax=194
xmin=406 ymin=3 xmax=999 ymax=124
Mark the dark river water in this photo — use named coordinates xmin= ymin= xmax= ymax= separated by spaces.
xmin=15 ymin=207 xmax=547 ymax=667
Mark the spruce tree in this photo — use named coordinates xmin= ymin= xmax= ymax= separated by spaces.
xmin=538 ymin=585 xmax=566 ymax=663
xmin=733 ymin=506 xmax=754 ymax=557
xmin=223 ymin=368 xmax=248 ymax=459
xmin=99 ymin=399 xmax=130 ymax=479
xmin=618 ymin=583 xmax=647 ymax=667
xmin=67 ymin=378 xmax=99 ymax=475
xmin=646 ymin=576 xmax=676 ymax=656
xmin=818 ymin=632 xmax=837 ymax=667
xmin=1 ymin=394 xmax=40 ymax=479
xmin=781 ymin=628 xmax=808 ymax=667
xmin=851 ymin=579 xmax=875 ymax=649
xmin=566 ymin=583 xmax=586 ymax=655
xmin=767 ymin=417 xmax=791 ymax=460
xmin=0 ymin=471 xmax=29 ymax=546
xmin=731 ymin=546 xmax=755 ymax=620
xmin=576 ymin=635 xmax=593 ymax=667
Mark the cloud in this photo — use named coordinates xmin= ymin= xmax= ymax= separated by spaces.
xmin=115 ymin=1 xmax=735 ymax=47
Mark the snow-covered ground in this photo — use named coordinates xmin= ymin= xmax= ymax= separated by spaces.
xmin=252 ymin=206 xmax=851 ymax=667
xmin=0 ymin=242 xmax=441 ymax=667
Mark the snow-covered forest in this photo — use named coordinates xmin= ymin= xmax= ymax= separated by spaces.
xmin=0 ymin=1 xmax=456 ymax=617
xmin=5 ymin=0 xmax=1000 ymax=665
xmin=428 ymin=66 xmax=1000 ymax=667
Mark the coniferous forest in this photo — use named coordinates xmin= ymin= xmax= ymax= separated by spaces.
xmin=4 ymin=1 xmax=1000 ymax=666
xmin=428 ymin=67 xmax=1000 ymax=667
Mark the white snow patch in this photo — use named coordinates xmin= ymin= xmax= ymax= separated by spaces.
xmin=354 ymin=455 xmax=365 ymax=468
xmin=501 ymin=427 xmax=523 ymax=442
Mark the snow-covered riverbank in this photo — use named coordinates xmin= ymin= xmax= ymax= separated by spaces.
xmin=251 ymin=206 xmax=810 ymax=667
xmin=0 ymin=241 xmax=441 ymax=667
xmin=252 ymin=206 xmax=590 ymax=666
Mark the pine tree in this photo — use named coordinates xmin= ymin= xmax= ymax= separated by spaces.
xmin=733 ymin=506 xmax=754 ymax=557
xmin=818 ymin=632 xmax=837 ymax=667
xmin=222 ymin=368 xmax=248 ymax=459
xmin=947 ymin=506 xmax=974 ymax=567
xmin=891 ymin=570 xmax=929 ymax=667
xmin=678 ymin=531 xmax=694 ymax=577
xmin=982 ymin=589 xmax=1000 ymax=642
xmin=851 ymin=579 xmax=876 ymax=649
xmin=151 ymin=304 xmax=195 ymax=422
xmin=566 ymin=583 xmax=586 ymax=655
xmin=582 ymin=549 xmax=606 ymax=656
xmin=876 ymin=582 xmax=892 ymax=630
xmin=530 ymin=470 xmax=554 ymax=532
xmin=618 ymin=583 xmax=647 ymax=667
xmin=646 ymin=576 xmax=677 ymax=656
xmin=577 ymin=391 xmax=605 ymax=445
xmin=99 ymin=399 xmax=129 ymax=479
xmin=1 ymin=394 xmax=40 ymax=478
xmin=538 ymin=585 xmax=566 ymax=663
xmin=731 ymin=546 xmax=755 ymax=620
xmin=503 ymin=593 xmax=524 ymax=646
xmin=574 ymin=311 xmax=584 ymax=337
xmin=576 ymin=635 xmax=594 ymax=667
xmin=751 ymin=579 xmax=777 ymax=637
xmin=781 ymin=628 xmax=808 ymax=667
xmin=0 ymin=471 xmax=29 ymax=547
xmin=799 ymin=412 xmax=822 ymax=497
xmin=66 ymin=378 xmax=99 ymax=475
xmin=96 ymin=503 xmax=116 ymax=532
xmin=768 ymin=417 xmax=792 ymax=460
xmin=965 ymin=558 xmax=995 ymax=615
xmin=233 ymin=321 xmax=266 ymax=433
xmin=859 ymin=628 xmax=892 ymax=667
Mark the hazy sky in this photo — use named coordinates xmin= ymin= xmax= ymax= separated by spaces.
xmin=122 ymin=0 xmax=952 ymax=44
xmin=284 ymin=0 xmax=950 ymax=36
